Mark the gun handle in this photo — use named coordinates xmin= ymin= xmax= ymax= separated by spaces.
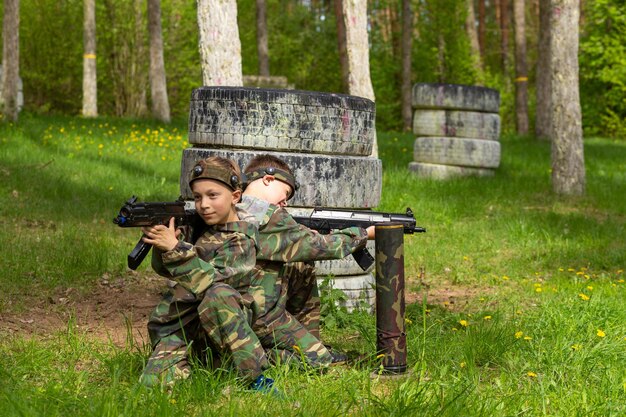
xmin=128 ymin=235 xmax=152 ymax=270
xmin=352 ymin=247 xmax=375 ymax=271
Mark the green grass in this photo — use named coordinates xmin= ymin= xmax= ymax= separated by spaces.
xmin=1 ymin=114 xmax=625 ymax=415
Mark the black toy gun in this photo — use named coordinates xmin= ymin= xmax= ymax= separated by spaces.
xmin=291 ymin=207 xmax=426 ymax=271
xmin=113 ymin=196 xmax=197 ymax=270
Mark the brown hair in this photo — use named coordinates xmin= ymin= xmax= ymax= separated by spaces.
xmin=244 ymin=154 xmax=293 ymax=176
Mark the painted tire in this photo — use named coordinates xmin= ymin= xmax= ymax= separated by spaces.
xmin=181 ymin=148 xmax=382 ymax=208
xmin=318 ymin=273 xmax=375 ymax=313
xmin=413 ymin=137 xmax=501 ymax=168
xmin=413 ymin=109 xmax=500 ymax=141
xmin=408 ymin=161 xmax=495 ymax=179
xmin=188 ymin=86 xmax=376 ymax=156
xmin=412 ymin=83 xmax=500 ymax=113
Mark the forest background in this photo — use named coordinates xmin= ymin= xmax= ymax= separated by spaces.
xmin=1 ymin=0 xmax=624 ymax=138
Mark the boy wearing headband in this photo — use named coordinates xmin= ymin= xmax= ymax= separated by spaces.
xmin=140 ymin=157 xmax=274 ymax=393
xmin=239 ymin=154 xmax=374 ymax=367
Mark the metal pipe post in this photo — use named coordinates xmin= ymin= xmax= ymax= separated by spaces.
xmin=374 ymin=223 xmax=407 ymax=374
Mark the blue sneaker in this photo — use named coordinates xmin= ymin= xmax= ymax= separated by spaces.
xmin=249 ymin=374 xmax=282 ymax=397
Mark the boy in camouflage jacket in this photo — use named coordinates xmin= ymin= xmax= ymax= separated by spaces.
xmin=238 ymin=154 xmax=375 ymax=366
xmin=139 ymin=157 xmax=273 ymax=391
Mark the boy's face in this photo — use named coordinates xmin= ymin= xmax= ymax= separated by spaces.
xmin=262 ymin=177 xmax=293 ymax=207
xmin=192 ymin=179 xmax=240 ymax=225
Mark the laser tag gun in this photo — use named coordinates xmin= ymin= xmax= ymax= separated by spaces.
xmin=291 ymin=207 xmax=426 ymax=271
xmin=113 ymin=196 xmax=199 ymax=270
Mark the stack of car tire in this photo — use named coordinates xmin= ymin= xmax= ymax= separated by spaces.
xmin=409 ymin=83 xmax=501 ymax=179
xmin=180 ymin=86 xmax=381 ymax=311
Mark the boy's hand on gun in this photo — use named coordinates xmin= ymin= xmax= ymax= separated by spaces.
xmin=141 ymin=217 xmax=182 ymax=252
xmin=366 ymin=226 xmax=376 ymax=240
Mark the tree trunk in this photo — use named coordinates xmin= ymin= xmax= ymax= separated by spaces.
xmin=549 ymin=0 xmax=585 ymax=196
xmin=401 ymin=0 xmax=412 ymax=131
xmin=334 ymin=0 xmax=349 ymax=93
xmin=148 ymin=0 xmax=170 ymax=122
xmin=478 ymin=0 xmax=486 ymax=59
xmin=341 ymin=0 xmax=376 ymax=156
xmin=513 ymin=0 xmax=528 ymax=134
xmin=466 ymin=0 xmax=484 ymax=77
xmin=256 ymin=0 xmax=269 ymax=76
xmin=535 ymin=0 xmax=551 ymax=139
xmin=82 ymin=0 xmax=97 ymax=117
xmin=196 ymin=0 xmax=242 ymax=86
xmin=2 ymin=0 xmax=20 ymax=121
xmin=500 ymin=0 xmax=511 ymax=72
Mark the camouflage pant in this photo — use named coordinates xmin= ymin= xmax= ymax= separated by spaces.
xmin=284 ymin=261 xmax=321 ymax=339
xmin=141 ymin=283 xmax=269 ymax=386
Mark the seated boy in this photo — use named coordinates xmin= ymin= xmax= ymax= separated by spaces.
xmin=238 ymin=154 xmax=375 ymax=366
xmin=140 ymin=157 xmax=274 ymax=392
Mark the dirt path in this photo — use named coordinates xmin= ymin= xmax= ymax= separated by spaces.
xmin=0 ymin=271 xmax=487 ymax=348
xmin=0 ymin=272 xmax=163 ymax=347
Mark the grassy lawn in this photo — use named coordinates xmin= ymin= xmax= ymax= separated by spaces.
xmin=0 ymin=114 xmax=624 ymax=416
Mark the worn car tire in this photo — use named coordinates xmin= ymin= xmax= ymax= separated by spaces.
xmin=413 ymin=137 xmax=501 ymax=168
xmin=181 ymin=148 xmax=382 ymax=208
xmin=408 ymin=161 xmax=495 ymax=179
xmin=412 ymin=83 xmax=500 ymax=113
xmin=413 ymin=109 xmax=500 ymax=140
xmin=188 ymin=86 xmax=376 ymax=156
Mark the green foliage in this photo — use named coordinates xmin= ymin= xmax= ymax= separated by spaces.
xmin=580 ymin=0 xmax=626 ymax=138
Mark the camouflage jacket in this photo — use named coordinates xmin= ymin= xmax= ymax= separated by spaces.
xmin=151 ymin=217 xmax=258 ymax=297
xmin=237 ymin=195 xmax=368 ymax=324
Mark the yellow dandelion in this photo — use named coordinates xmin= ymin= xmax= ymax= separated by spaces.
xmin=463 ymin=256 xmax=470 ymax=261
xmin=460 ymin=362 xmax=466 ymax=368
xmin=502 ymin=275 xmax=510 ymax=280
xmin=535 ymin=287 xmax=543 ymax=293
xmin=597 ymin=329 xmax=606 ymax=338
xmin=618 ymin=279 xmax=625 ymax=283
xmin=405 ymin=318 xmax=413 ymax=325
xmin=459 ymin=320 xmax=468 ymax=327
xmin=578 ymin=293 xmax=590 ymax=301
xmin=571 ymin=344 xmax=582 ymax=351
xmin=617 ymin=269 xmax=623 ymax=274
xmin=524 ymin=336 xmax=532 ymax=341
xmin=587 ymin=286 xmax=593 ymax=291
xmin=576 ymin=271 xmax=584 ymax=276
xmin=483 ymin=316 xmax=492 ymax=320
xmin=527 ymin=371 xmax=537 ymax=378
xmin=568 ymin=268 xmax=575 ymax=272
xmin=515 ymin=331 xmax=524 ymax=339
xmin=558 ymin=268 xmax=564 ymax=272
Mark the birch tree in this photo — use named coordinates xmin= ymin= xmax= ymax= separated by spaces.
xmin=197 ymin=0 xmax=242 ymax=86
xmin=549 ymin=0 xmax=585 ymax=195
xmin=82 ymin=0 xmax=97 ymax=117
xmin=2 ymin=0 xmax=20 ymax=121
xmin=148 ymin=0 xmax=170 ymax=122
xmin=339 ymin=0 xmax=376 ymax=156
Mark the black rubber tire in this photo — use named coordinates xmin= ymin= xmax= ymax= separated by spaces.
xmin=188 ymin=86 xmax=376 ymax=156
xmin=181 ymin=148 xmax=382 ymax=208
xmin=413 ymin=137 xmax=501 ymax=168
xmin=408 ymin=161 xmax=495 ymax=179
xmin=412 ymin=83 xmax=500 ymax=113
xmin=413 ymin=109 xmax=500 ymax=140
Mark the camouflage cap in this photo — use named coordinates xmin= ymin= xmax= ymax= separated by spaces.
xmin=189 ymin=160 xmax=241 ymax=190
xmin=245 ymin=166 xmax=299 ymax=200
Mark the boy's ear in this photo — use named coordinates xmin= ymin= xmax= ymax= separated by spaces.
xmin=232 ymin=189 xmax=242 ymax=203
xmin=262 ymin=174 xmax=275 ymax=186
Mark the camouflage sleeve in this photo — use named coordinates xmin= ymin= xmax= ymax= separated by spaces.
xmin=157 ymin=233 xmax=256 ymax=295
xmin=258 ymin=209 xmax=368 ymax=262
